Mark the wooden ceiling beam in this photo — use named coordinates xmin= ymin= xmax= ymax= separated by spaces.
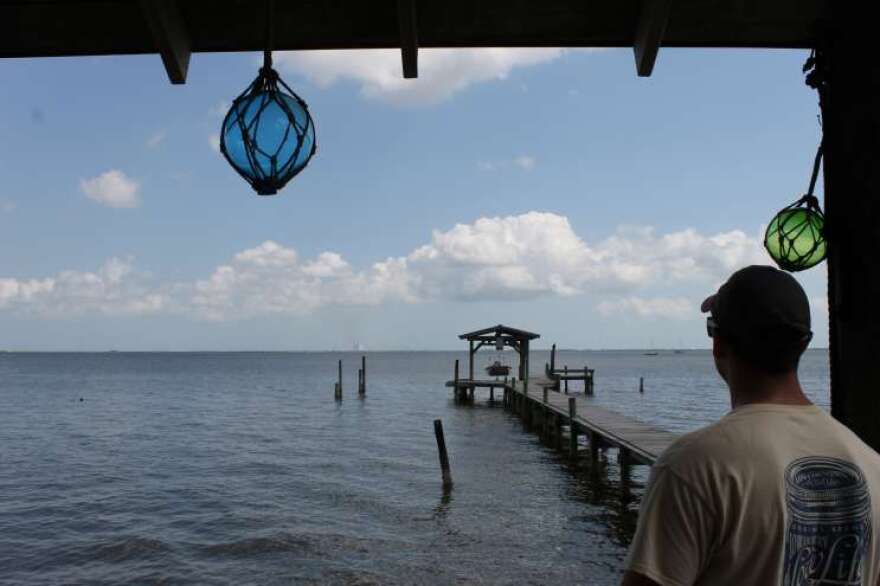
xmin=397 ymin=0 xmax=418 ymax=78
xmin=633 ymin=0 xmax=670 ymax=77
xmin=140 ymin=0 xmax=191 ymax=84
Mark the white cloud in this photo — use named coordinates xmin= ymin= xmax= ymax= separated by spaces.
xmin=209 ymin=133 xmax=221 ymax=153
xmin=180 ymin=213 xmax=768 ymax=318
xmin=274 ymin=48 xmax=565 ymax=106
xmin=0 ymin=212 xmax=773 ymax=321
xmin=514 ymin=155 xmax=536 ymax=170
xmin=146 ymin=129 xmax=167 ymax=149
xmin=597 ymin=296 xmax=694 ymax=319
xmin=80 ymin=170 xmax=140 ymax=209
xmin=0 ymin=258 xmax=165 ymax=316
xmin=400 ymin=214 xmax=769 ymax=301
xmin=478 ymin=155 xmax=537 ymax=172
xmin=208 ymin=100 xmax=229 ymax=118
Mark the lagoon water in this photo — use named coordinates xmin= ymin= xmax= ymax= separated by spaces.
xmin=0 ymin=350 xmax=830 ymax=585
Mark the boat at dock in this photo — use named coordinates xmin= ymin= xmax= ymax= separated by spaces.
xmin=485 ymin=361 xmax=511 ymax=377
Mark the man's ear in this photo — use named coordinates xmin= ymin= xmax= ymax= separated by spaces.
xmin=712 ymin=336 xmax=726 ymax=360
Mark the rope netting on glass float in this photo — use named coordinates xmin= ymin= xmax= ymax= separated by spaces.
xmin=220 ymin=51 xmax=316 ymax=195
xmin=763 ymin=50 xmax=830 ymax=273
xmin=764 ymin=193 xmax=826 ymax=272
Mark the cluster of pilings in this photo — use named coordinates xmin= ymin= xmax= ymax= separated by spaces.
xmin=333 ymin=356 xmax=367 ymax=400
xmin=545 ymin=343 xmax=595 ymax=395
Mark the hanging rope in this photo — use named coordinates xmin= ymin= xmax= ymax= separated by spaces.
xmin=263 ymin=0 xmax=275 ymax=70
xmin=763 ymin=50 xmax=830 ymax=273
xmin=218 ymin=0 xmax=316 ymax=195
xmin=763 ymin=141 xmax=827 ymax=272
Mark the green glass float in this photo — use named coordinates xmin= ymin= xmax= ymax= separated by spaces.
xmin=764 ymin=144 xmax=827 ymax=272
xmin=764 ymin=195 xmax=826 ymax=272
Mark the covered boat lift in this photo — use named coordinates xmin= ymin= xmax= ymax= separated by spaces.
xmin=2 ymin=1 xmax=877 ymax=450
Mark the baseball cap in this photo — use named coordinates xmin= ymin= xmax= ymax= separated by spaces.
xmin=701 ymin=265 xmax=812 ymax=346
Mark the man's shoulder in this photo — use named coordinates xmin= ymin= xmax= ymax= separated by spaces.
xmin=656 ymin=404 xmax=880 ymax=478
xmin=657 ymin=418 xmax=734 ymax=468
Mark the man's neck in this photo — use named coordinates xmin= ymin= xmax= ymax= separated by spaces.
xmin=728 ymin=369 xmax=813 ymax=409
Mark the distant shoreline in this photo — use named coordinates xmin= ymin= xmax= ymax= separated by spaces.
xmin=0 ymin=348 xmax=831 ymax=354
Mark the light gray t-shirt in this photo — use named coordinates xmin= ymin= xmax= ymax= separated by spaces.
xmin=625 ymin=403 xmax=880 ymax=586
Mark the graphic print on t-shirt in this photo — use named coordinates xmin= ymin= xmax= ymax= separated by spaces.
xmin=783 ymin=456 xmax=872 ymax=585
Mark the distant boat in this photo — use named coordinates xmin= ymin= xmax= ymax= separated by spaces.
xmin=643 ymin=351 xmax=659 ymax=356
xmin=485 ymin=361 xmax=511 ymax=377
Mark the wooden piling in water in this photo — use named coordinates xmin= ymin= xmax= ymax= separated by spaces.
xmin=639 ymin=377 xmax=644 ymax=393
xmin=543 ymin=388 xmax=550 ymax=438
xmin=564 ymin=366 xmax=569 ymax=393
xmin=338 ymin=359 xmax=343 ymax=393
xmin=550 ymin=343 xmax=556 ymax=372
xmin=334 ymin=382 xmax=342 ymax=401
xmin=360 ymin=355 xmax=366 ymax=395
xmin=569 ymin=397 xmax=578 ymax=456
xmin=434 ymin=419 xmax=453 ymax=489
xmin=554 ymin=412 xmax=563 ymax=450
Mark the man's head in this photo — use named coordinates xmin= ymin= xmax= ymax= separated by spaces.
xmin=701 ymin=265 xmax=812 ymax=380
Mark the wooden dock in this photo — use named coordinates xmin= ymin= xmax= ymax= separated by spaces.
xmin=447 ymin=377 xmax=679 ymax=467
xmin=446 ymin=325 xmax=678 ymax=469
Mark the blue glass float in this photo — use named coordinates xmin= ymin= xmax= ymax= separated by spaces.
xmin=220 ymin=53 xmax=316 ymax=195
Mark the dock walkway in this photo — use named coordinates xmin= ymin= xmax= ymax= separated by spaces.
xmin=447 ymin=377 xmax=679 ymax=466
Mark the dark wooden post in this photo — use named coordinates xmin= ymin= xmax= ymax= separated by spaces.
xmin=468 ymin=340 xmax=474 ymax=382
xmin=554 ymin=413 xmax=562 ymax=450
xmin=589 ymin=430 xmax=599 ymax=463
xmin=433 ymin=419 xmax=453 ymax=489
xmin=550 ymin=343 xmax=556 ymax=372
xmin=564 ymin=366 xmax=569 ymax=393
xmin=820 ymin=30 xmax=880 ymax=452
xmin=542 ymin=387 xmax=550 ymax=438
xmin=361 ymin=355 xmax=366 ymax=394
xmin=568 ymin=397 xmax=578 ymax=456
xmin=618 ymin=449 xmax=632 ymax=486
xmin=639 ymin=377 xmax=644 ymax=394
xmin=338 ymin=359 xmax=342 ymax=393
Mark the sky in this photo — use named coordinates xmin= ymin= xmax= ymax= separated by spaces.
xmin=0 ymin=47 xmax=828 ymax=351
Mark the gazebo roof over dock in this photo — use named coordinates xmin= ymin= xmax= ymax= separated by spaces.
xmin=459 ymin=325 xmax=540 ymax=342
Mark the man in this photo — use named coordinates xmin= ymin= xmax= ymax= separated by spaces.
xmin=622 ymin=265 xmax=880 ymax=586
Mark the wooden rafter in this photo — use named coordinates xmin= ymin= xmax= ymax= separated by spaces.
xmin=633 ymin=0 xmax=670 ymax=77
xmin=140 ymin=0 xmax=191 ymax=84
xmin=397 ymin=0 xmax=418 ymax=78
